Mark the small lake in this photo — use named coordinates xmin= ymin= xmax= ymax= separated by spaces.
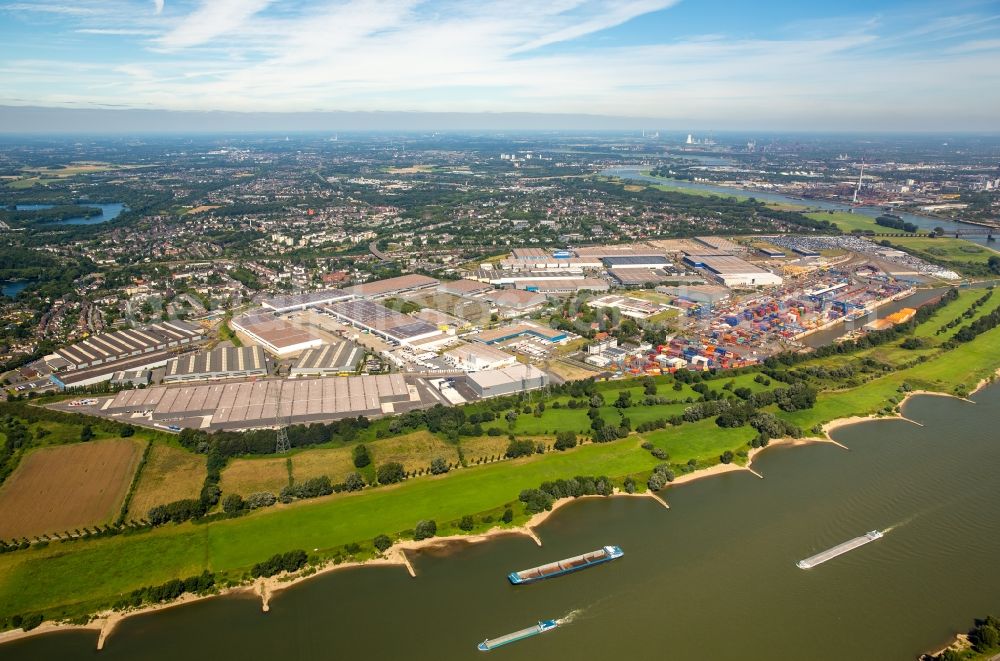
xmin=13 ymin=203 xmax=126 ymax=225
xmin=1 ymin=280 xmax=35 ymax=298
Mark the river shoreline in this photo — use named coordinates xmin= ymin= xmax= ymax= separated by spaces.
xmin=1 ymin=378 xmax=996 ymax=651
xmin=613 ymin=168 xmax=990 ymax=232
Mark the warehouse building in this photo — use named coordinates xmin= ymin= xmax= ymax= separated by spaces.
xmin=231 ymin=313 xmax=325 ymax=356
xmin=44 ymin=320 xmax=205 ymax=387
xmin=49 ymin=320 xmax=204 ymax=371
xmin=437 ymin=279 xmax=494 ymax=297
xmin=260 ymin=289 xmax=353 ymax=313
xmin=573 ymin=243 xmax=664 ymax=260
xmin=694 ymin=236 xmax=747 ymax=253
xmin=610 ymin=268 xmax=672 ymax=287
xmin=498 ymin=248 xmax=602 ymax=271
xmin=323 ymin=299 xmax=443 ymax=346
xmin=659 ymin=284 xmax=731 ymax=305
xmin=512 ymin=278 xmax=610 ymax=294
xmin=589 ymin=295 xmax=668 ymax=319
xmin=473 ymin=322 xmax=569 ymax=345
xmin=102 ymin=374 xmax=415 ymax=430
xmin=110 ymin=369 xmax=151 ymax=388
xmin=163 ymin=345 xmax=271 ymax=383
xmin=444 ymin=343 xmax=518 ymax=371
xmin=478 ymin=270 xmax=587 ymax=286
xmin=290 ymin=340 xmax=364 ymax=377
xmin=482 ymin=289 xmax=546 ymax=317
xmin=466 ymin=364 xmax=548 ymax=398
xmin=601 ymin=255 xmax=671 ymax=270
xmin=343 ymin=274 xmax=439 ymax=299
xmin=683 ymin=254 xmax=783 ymax=287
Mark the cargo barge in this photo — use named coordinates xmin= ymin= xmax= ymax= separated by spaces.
xmin=797 ymin=530 xmax=883 ymax=569
xmin=508 ymin=545 xmax=623 ymax=584
xmin=478 ymin=619 xmax=558 ymax=651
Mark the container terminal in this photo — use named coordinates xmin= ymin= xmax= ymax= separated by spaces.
xmin=797 ymin=530 xmax=884 ymax=569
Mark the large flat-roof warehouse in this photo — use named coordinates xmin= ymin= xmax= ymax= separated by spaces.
xmin=474 ymin=322 xmax=568 ymax=345
xmin=324 ymin=299 xmax=442 ymax=346
xmin=444 ymin=343 xmax=517 ymax=371
xmin=231 ymin=313 xmax=325 ymax=355
xmin=467 ymin=364 xmax=548 ymax=398
xmin=344 ymin=274 xmax=439 ymax=299
xmin=102 ymin=374 xmax=415 ymax=429
xmin=260 ymin=289 xmax=352 ymax=313
xmin=163 ymin=345 xmax=271 ymax=383
xmin=683 ymin=254 xmax=783 ymax=287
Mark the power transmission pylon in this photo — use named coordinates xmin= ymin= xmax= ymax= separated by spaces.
xmin=275 ymin=381 xmax=290 ymax=454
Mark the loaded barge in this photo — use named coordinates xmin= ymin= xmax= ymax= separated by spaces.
xmin=797 ymin=530 xmax=883 ymax=569
xmin=508 ymin=545 xmax=623 ymax=584
xmin=478 ymin=620 xmax=558 ymax=651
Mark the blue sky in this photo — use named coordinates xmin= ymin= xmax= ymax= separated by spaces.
xmin=1 ymin=0 xmax=998 ymax=129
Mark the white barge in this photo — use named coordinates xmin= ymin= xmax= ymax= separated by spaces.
xmin=797 ymin=530 xmax=884 ymax=569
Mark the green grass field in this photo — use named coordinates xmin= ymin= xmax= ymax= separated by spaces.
xmin=888 ymin=237 xmax=1000 ymax=267
xmin=808 ymin=211 xmax=906 ymax=234
xmin=639 ymin=420 xmax=753 ymax=464
xmin=780 ymin=321 xmax=1000 ymax=431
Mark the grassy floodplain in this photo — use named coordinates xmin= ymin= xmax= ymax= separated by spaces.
xmin=1 ymin=288 xmax=1000 ymax=624
xmin=887 ymin=236 xmax=1000 ymax=268
xmin=805 ymin=210 xmax=906 ymax=234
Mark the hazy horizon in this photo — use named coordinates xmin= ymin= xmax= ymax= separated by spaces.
xmin=3 ymin=105 xmax=1000 ymax=135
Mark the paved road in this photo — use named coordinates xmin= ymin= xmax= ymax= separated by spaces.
xmin=369 ymin=241 xmax=390 ymax=262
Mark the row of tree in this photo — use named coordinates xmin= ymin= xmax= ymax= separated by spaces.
xmin=519 ymin=474 xmax=617 ymax=513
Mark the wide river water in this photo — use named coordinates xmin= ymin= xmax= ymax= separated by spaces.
xmin=6 ymin=387 xmax=1000 ymax=660
xmin=601 ymin=167 xmax=996 ymax=248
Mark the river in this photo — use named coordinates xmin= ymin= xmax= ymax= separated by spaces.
xmin=601 ymin=167 xmax=995 ymax=248
xmin=13 ymin=202 xmax=126 ymax=225
xmin=6 ymin=386 xmax=1000 ymax=660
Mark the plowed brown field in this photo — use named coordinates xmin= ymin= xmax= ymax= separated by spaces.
xmin=0 ymin=439 xmax=143 ymax=540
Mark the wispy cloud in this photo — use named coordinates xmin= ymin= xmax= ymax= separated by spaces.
xmin=77 ymin=28 xmax=158 ymax=35
xmin=153 ymin=0 xmax=164 ymax=15
xmin=157 ymin=0 xmax=276 ymax=49
xmin=0 ymin=0 xmax=998 ymax=129
xmin=2 ymin=2 xmax=99 ymax=15
xmin=947 ymin=37 xmax=1000 ymax=52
